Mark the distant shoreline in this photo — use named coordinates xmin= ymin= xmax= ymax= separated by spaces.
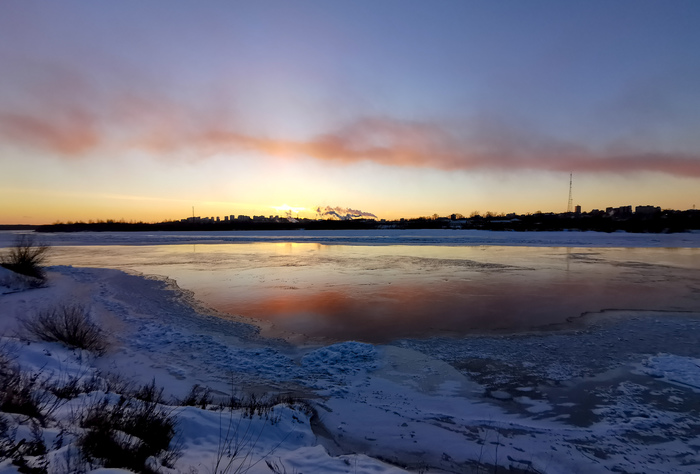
xmin=29 ymin=209 xmax=700 ymax=234
xmin=0 ymin=225 xmax=38 ymax=231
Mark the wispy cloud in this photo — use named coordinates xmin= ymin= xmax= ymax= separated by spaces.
xmin=0 ymin=110 xmax=99 ymax=155
xmin=2 ymin=88 xmax=699 ymax=177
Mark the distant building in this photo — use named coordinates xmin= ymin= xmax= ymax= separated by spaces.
xmin=607 ymin=206 xmax=632 ymax=217
xmin=635 ymin=205 xmax=661 ymax=215
xmin=575 ymin=205 xmax=581 ymax=214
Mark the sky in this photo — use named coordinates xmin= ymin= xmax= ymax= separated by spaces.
xmin=1 ymin=0 xmax=700 ymax=224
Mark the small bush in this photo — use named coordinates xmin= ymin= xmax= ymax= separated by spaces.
xmin=79 ymin=394 xmax=179 ymax=473
xmin=10 ymin=421 xmax=48 ymax=474
xmin=46 ymin=371 xmax=99 ymax=401
xmin=0 ymin=349 xmax=75 ymax=427
xmin=0 ymin=354 xmax=45 ymax=423
xmin=179 ymin=384 xmax=213 ymax=409
xmin=0 ymin=415 xmax=15 ymax=462
xmin=0 ymin=235 xmax=50 ymax=281
xmin=20 ymin=305 xmax=106 ymax=354
xmin=223 ymin=392 xmax=306 ymax=421
xmin=132 ymin=379 xmax=166 ymax=405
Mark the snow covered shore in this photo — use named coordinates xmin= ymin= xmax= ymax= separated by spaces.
xmin=1 ymin=264 xmax=700 ymax=473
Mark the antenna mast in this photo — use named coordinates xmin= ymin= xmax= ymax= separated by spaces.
xmin=567 ymin=173 xmax=573 ymax=214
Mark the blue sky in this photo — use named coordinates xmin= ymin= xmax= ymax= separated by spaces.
xmin=2 ymin=1 xmax=700 ymax=223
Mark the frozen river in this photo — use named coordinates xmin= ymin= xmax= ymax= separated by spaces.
xmin=15 ymin=229 xmax=698 ymax=342
xmin=3 ymin=230 xmax=700 ymax=472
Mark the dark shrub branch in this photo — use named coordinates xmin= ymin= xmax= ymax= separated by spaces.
xmin=79 ymin=394 xmax=179 ymax=472
xmin=1 ymin=235 xmax=50 ymax=281
xmin=20 ymin=305 xmax=107 ymax=354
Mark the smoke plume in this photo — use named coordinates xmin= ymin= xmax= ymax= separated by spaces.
xmin=316 ymin=206 xmax=378 ymax=220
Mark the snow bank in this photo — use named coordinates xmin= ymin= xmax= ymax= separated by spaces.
xmin=0 ymin=265 xmax=41 ymax=294
xmin=0 ymin=334 xmax=407 ymax=474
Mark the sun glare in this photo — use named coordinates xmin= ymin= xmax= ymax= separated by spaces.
xmin=272 ymin=204 xmax=306 ymax=214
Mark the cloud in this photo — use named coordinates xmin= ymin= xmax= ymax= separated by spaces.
xmin=0 ymin=110 xmax=99 ymax=155
xmin=1 ymin=86 xmax=700 ymax=178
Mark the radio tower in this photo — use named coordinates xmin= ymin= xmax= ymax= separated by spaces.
xmin=567 ymin=173 xmax=573 ymax=214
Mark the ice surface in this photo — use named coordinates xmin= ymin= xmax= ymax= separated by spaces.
xmin=639 ymin=354 xmax=700 ymax=392
xmin=1 ymin=231 xmax=700 ymax=472
xmin=29 ymin=233 xmax=700 ymax=343
xmin=3 ymin=228 xmax=700 ymax=248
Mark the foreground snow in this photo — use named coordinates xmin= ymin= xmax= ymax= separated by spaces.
xmin=0 ymin=266 xmax=42 ymax=294
xmin=1 ymin=266 xmax=700 ymax=473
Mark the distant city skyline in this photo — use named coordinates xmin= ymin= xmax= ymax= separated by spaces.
xmin=2 ymin=1 xmax=699 ymax=225
xmin=174 ymin=203 xmax=671 ymax=223
xmin=35 ymin=203 xmax=687 ymax=227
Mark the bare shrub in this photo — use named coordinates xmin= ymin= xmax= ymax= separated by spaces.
xmin=51 ymin=445 xmax=87 ymax=474
xmin=223 ymin=393 xmax=277 ymax=419
xmin=10 ymin=421 xmax=48 ymax=474
xmin=0 ymin=235 xmax=50 ymax=281
xmin=46 ymin=368 xmax=99 ymax=401
xmin=265 ymin=458 xmax=298 ymax=474
xmin=132 ymin=379 xmax=166 ymax=405
xmin=179 ymin=384 xmax=213 ymax=409
xmin=223 ymin=392 xmax=309 ymax=422
xmin=47 ymin=374 xmax=85 ymax=401
xmin=79 ymin=394 xmax=179 ymax=473
xmin=20 ymin=305 xmax=106 ymax=354
xmin=212 ymin=405 xmax=291 ymax=474
xmin=0 ymin=416 xmax=18 ymax=465
xmin=99 ymin=372 xmax=135 ymax=395
xmin=0 ymin=353 xmax=45 ymax=423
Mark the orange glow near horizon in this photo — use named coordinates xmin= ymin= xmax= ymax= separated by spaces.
xmin=2 ymin=159 xmax=700 ymax=225
xmin=2 ymin=3 xmax=700 ymax=226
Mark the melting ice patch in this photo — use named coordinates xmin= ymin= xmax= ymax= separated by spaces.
xmin=300 ymin=342 xmax=379 ymax=395
xmin=302 ymin=342 xmax=378 ymax=378
xmin=639 ymin=354 xmax=700 ymax=392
